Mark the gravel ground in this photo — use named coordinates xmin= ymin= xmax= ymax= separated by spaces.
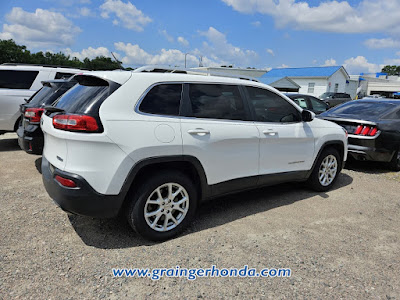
xmin=1 ymin=133 xmax=399 ymax=299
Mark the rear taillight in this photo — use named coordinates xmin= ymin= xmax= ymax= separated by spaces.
xmin=52 ymin=114 xmax=99 ymax=132
xmin=55 ymin=175 xmax=77 ymax=188
xmin=24 ymin=108 xmax=44 ymax=123
xmin=353 ymin=125 xmax=379 ymax=136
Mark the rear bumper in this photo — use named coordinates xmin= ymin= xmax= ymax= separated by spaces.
xmin=41 ymin=156 xmax=125 ymax=218
xmin=348 ymin=144 xmax=394 ymax=162
xmin=17 ymin=124 xmax=44 ymax=154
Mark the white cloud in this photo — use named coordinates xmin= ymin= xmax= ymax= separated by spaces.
xmin=251 ymin=21 xmax=261 ymax=27
xmin=160 ymin=29 xmax=174 ymax=43
xmin=222 ymin=0 xmax=400 ymax=34
xmin=364 ymin=38 xmax=400 ymax=49
xmin=344 ymin=56 xmax=383 ymax=74
xmin=100 ymin=0 xmax=152 ymax=31
xmin=396 ymin=51 xmax=400 ymax=56
xmin=64 ymin=46 xmax=111 ymax=60
xmin=278 ymin=64 xmax=289 ymax=68
xmin=0 ymin=7 xmax=81 ymax=48
xmin=79 ymin=7 xmax=92 ymax=17
xmin=177 ymin=36 xmax=189 ymax=47
xmin=322 ymin=58 xmax=337 ymax=66
xmin=114 ymin=42 xmax=219 ymax=67
xmin=266 ymin=48 xmax=274 ymax=56
xmin=199 ymin=27 xmax=258 ymax=67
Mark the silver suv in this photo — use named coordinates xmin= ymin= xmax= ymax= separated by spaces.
xmin=0 ymin=64 xmax=80 ymax=134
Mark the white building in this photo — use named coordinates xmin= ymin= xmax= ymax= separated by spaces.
xmin=350 ymin=74 xmax=400 ymax=98
xmin=259 ymin=66 xmax=352 ymax=98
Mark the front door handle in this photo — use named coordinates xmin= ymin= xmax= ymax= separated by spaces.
xmin=188 ymin=128 xmax=210 ymax=135
xmin=263 ymin=130 xmax=278 ymax=136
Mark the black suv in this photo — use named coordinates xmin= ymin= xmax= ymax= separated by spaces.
xmin=17 ymin=79 xmax=76 ymax=154
xmin=320 ymin=92 xmax=352 ymax=108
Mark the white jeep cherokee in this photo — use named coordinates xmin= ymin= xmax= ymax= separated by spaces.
xmin=41 ymin=70 xmax=347 ymax=241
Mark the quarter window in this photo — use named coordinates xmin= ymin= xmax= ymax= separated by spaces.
xmin=139 ymin=84 xmax=182 ymax=116
xmin=0 ymin=70 xmax=39 ymax=89
xmin=308 ymin=83 xmax=315 ymax=93
xmin=188 ymin=84 xmax=246 ymax=121
xmin=246 ymin=87 xmax=301 ymax=123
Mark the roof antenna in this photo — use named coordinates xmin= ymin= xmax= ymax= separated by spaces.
xmin=111 ymin=52 xmax=123 ymax=69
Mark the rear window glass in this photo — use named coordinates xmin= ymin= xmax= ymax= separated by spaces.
xmin=0 ymin=70 xmax=39 ymax=89
xmin=54 ymin=76 xmax=110 ymax=115
xmin=139 ymin=84 xmax=182 ymax=116
xmin=29 ymin=82 xmax=76 ymax=107
xmin=188 ymin=84 xmax=246 ymax=120
xmin=324 ymin=101 xmax=395 ymax=118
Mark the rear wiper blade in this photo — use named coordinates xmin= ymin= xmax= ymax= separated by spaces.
xmin=44 ymin=106 xmax=65 ymax=113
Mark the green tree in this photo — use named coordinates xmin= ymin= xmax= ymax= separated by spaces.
xmin=0 ymin=39 xmax=123 ymax=71
xmin=381 ymin=65 xmax=400 ymax=76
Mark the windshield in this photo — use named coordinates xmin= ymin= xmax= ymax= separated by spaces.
xmin=321 ymin=101 xmax=395 ymax=118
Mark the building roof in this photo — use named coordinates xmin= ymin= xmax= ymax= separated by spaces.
xmin=259 ymin=76 xmax=300 ymax=89
xmin=262 ymin=66 xmax=344 ymax=78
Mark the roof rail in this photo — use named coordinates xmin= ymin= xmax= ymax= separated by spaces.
xmin=1 ymin=63 xmax=86 ymax=70
xmin=132 ymin=65 xmax=260 ymax=82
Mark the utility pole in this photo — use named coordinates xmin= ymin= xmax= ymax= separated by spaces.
xmin=185 ymin=53 xmax=188 ymax=68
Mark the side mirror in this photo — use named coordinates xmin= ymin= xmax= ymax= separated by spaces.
xmin=302 ymin=109 xmax=315 ymax=122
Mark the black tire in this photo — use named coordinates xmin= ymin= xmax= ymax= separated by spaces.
xmin=307 ymin=147 xmax=342 ymax=192
xmin=126 ymin=170 xmax=198 ymax=241
xmin=388 ymin=150 xmax=400 ymax=172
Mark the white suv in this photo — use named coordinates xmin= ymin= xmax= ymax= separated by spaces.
xmin=0 ymin=64 xmax=81 ymax=134
xmin=41 ymin=70 xmax=347 ymax=241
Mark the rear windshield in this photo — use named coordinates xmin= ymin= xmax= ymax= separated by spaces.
xmin=29 ymin=82 xmax=76 ymax=107
xmin=0 ymin=70 xmax=39 ymax=89
xmin=322 ymin=101 xmax=395 ymax=118
xmin=53 ymin=76 xmax=117 ymax=115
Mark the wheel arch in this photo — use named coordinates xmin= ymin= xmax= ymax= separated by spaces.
xmin=307 ymin=140 xmax=345 ymax=178
xmin=118 ymin=155 xmax=209 ymax=214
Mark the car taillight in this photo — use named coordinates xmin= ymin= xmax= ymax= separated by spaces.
xmin=24 ymin=108 xmax=44 ymax=123
xmin=353 ymin=125 xmax=379 ymax=136
xmin=52 ymin=114 xmax=99 ymax=132
xmin=55 ymin=175 xmax=77 ymax=188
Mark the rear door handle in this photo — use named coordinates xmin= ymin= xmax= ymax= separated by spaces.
xmin=188 ymin=128 xmax=210 ymax=135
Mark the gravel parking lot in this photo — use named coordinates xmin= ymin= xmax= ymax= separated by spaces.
xmin=1 ymin=132 xmax=399 ymax=299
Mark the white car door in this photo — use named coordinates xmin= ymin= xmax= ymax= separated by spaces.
xmin=244 ymin=86 xmax=315 ymax=175
xmin=181 ymin=83 xmax=259 ymax=187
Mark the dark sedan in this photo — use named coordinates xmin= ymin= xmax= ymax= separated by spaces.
xmin=285 ymin=93 xmax=329 ymax=114
xmin=319 ymin=99 xmax=400 ymax=171
xmin=17 ymin=79 xmax=76 ymax=154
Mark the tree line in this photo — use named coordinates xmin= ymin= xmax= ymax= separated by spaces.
xmin=0 ymin=39 xmax=125 ymax=70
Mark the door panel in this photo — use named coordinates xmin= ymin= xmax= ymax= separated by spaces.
xmin=181 ymin=119 xmax=259 ymax=185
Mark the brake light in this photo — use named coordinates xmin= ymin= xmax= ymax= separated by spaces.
xmin=352 ymin=125 xmax=379 ymax=136
xmin=24 ymin=108 xmax=44 ymax=123
xmin=55 ymin=175 xmax=77 ymax=188
xmin=52 ymin=114 xmax=99 ymax=132
xmin=361 ymin=126 xmax=370 ymax=135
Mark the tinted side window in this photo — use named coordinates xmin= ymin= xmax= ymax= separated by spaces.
xmin=188 ymin=84 xmax=246 ymax=120
xmin=139 ymin=84 xmax=182 ymax=116
xmin=0 ymin=70 xmax=39 ymax=89
xmin=246 ymin=87 xmax=301 ymax=122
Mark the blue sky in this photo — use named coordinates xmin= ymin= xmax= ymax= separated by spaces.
xmin=1 ymin=0 xmax=400 ymax=74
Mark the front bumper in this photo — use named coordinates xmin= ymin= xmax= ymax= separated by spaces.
xmin=41 ymin=157 xmax=125 ymax=218
xmin=17 ymin=124 xmax=44 ymax=154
